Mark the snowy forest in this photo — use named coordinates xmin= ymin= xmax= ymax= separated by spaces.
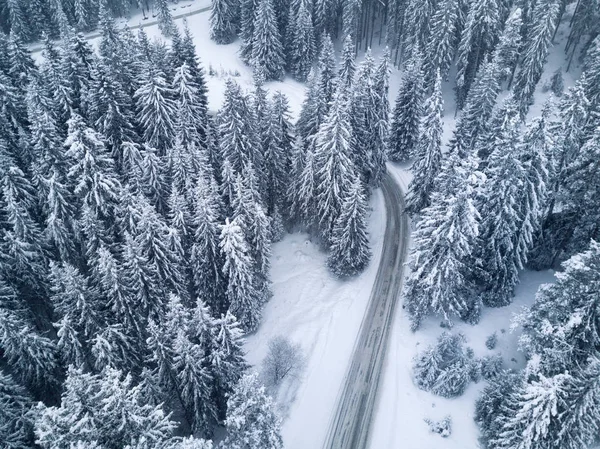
xmin=0 ymin=0 xmax=599 ymax=448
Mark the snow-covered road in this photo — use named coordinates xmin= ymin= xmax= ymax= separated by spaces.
xmin=324 ymin=172 xmax=409 ymax=449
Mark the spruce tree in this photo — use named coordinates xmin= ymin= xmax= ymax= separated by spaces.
xmin=426 ymin=0 xmax=460 ymax=81
xmin=219 ymin=218 xmax=262 ymax=333
xmin=313 ymin=89 xmax=356 ymax=243
xmin=218 ymin=80 xmax=262 ymax=175
xmin=191 ymin=176 xmax=227 ymax=314
xmin=454 ymin=0 xmax=501 ymax=109
xmin=338 ymin=34 xmax=356 ymax=87
xmin=239 ymin=0 xmax=260 ymax=63
xmin=156 ymin=0 xmax=176 ymax=37
xmin=388 ymin=53 xmax=424 ymax=162
xmin=513 ymin=0 xmax=562 ymax=113
xmin=406 ymin=72 xmax=444 ymax=215
xmin=474 ymin=104 xmax=528 ymax=307
xmin=134 ymin=67 xmax=177 ymax=155
xmin=327 ymin=176 xmax=371 ymax=277
xmin=222 ymin=373 xmax=283 ymax=449
xmin=289 ymin=1 xmax=316 ymax=82
xmin=35 ymin=367 xmax=178 ymax=448
xmin=0 ymin=369 xmax=35 ymax=448
xmin=251 ymin=0 xmax=285 ymax=80
xmin=210 ymin=310 xmax=247 ymax=420
xmin=404 ymin=159 xmax=480 ymax=329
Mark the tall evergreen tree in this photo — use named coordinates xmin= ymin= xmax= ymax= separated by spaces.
xmin=513 ymin=0 xmax=562 ymax=113
xmin=406 ymin=72 xmax=444 ymax=215
xmin=313 ymin=89 xmax=356 ymax=243
xmin=289 ymin=1 xmax=316 ymax=82
xmin=134 ymin=66 xmax=176 ymax=155
xmin=338 ymin=34 xmax=356 ymax=88
xmin=404 ymin=155 xmax=480 ymax=329
xmin=251 ymin=0 xmax=285 ymax=80
xmin=222 ymin=373 xmax=283 ymax=449
xmin=219 ymin=218 xmax=262 ymax=333
xmin=156 ymin=0 xmax=176 ymax=37
xmin=327 ymin=175 xmax=371 ymax=277
xmin=388 ymin=53 xmax=424 ymax=162
xmin=426 ymin=0 xmax=460 ymax=81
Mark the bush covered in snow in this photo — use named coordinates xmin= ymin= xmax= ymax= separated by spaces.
xmin=480 ymin=354 xmax=504 ymax=380
xmin=425 ymin=416 xmax=452 ymax=438
xmin=485 ymin=333 xmax=498 ymax=350
xmin=413 ymin=333 xmax=473 ymax=398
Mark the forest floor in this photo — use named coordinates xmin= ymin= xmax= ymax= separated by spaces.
xmin=28 ymin=3 xmax=584 ymax=448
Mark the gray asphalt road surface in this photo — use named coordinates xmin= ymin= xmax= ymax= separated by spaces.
xmin=323 ymin=171 xmax=409 ymax=449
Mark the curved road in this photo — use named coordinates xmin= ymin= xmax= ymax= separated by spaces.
xmin=323 ymin=171 xmax=409 ymax=449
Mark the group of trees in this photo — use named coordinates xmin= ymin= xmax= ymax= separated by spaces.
xmin=476 ymin=240 xmax=600 ymax=449
xmin=0 ymin=9 xmax=290 ymax=448
xmin=397 ymin=2 xmax=600 ymax=331
xmin=288 ymin=37 xmax=392 ymax=276
xmin=0 ymin=0 xmax=178 ymax=41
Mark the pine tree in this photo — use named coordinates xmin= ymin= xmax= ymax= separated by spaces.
xmin=64 ymin=113 xmax=121 ymax=216
xmin=474 ymin=103 xmax=528 ymax=307
xmin=220 ymin=218 xmax=263 ymax=332
xmin=5 ymin=0 xmax=30 ymax=42
xmin=426 ymin=0 xmax=460 ymax=81
xmin=35 ymin=367 xmax=178 ymax=448
xmin=222 ymin=373 xmax=283 ymax=449
xmin=218 ymin=80 xmax=261 ymax=175
xmin=7 ymin=32 xmax=36 ymax=91
xmin=0 ymin=308 xmax=58 ymax=390
xmin=210 ymin=310 xmax=247 ymax=420
xmin=251 ymin=0 xmax=285 ymax=80
xmin=520 ymin=240 xmax=600 ymax=375
xmin=452 ymin=58 xmax=502 ymax=152
xmin=327 ymin=176 xmax=371 ymax=277
xmin=191 ymin=176 xmax=227 ymax=314
xmin=388 ymin=53 xmax=424 ymax=162
xmin=496 ymin=7 xmax=523 ymax=85
xmin=156 ymin=0 xmax=176 ymax=37
xmin=454 ymin=0 xmax=502 ymax=109
xmin=406 ymin=72 xmax=443 ymax=215
xmin=317 ymin=33 xmax=337 ymax=111
xmin=290 ymin=144 xmax=317 ymax=229
xmin=402 ymin=0 xmax=435 ymax=57
xmin=289 ymin=1 xmax=316 ymax=82
xmin=404 ymin=155 xmax=480 ymax=329
xmin=338 ymin=34 xmax=356 ymax=87
xmin=513 ymin=0 xmax=562 ymax=113
xmin=296 ymin=73 xmax=327 ymax=142
xmin=173 ymin=331 xmax=217 ymax=436
xmin=0 ymin=369 xmax=35 ymax=448
xmin=134 ymin=67 xmax=177 ymax=155
xmin=239 ymin=0 xmax=260 ymax=63
xmin=313 ymin=89 xmax=356 ymax=243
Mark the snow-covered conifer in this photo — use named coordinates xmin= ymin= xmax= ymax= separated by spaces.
xmin=388 ymin=54 xmax=424 ymax=162
xmin=406 ymin=72 xmax=443 ymax=215
xmin=313 ymin=89 xmax=356 ymax=243
xmin=210 ymin=0 xmax=237 ymax=44
xmin=251 ymin=0 xmax=285 ymax=80
xmin=220 ymin=218 xmax=262 ymax=332
xmin=327 ymin=176 xmax=371 ymax=277
xmin=289 ymin=1 xmax=316 ymax=81
xmin=222 ymin=373 xmax=283 ymax=449
xmin=134 ymin=67 xmax=177 ymax=154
